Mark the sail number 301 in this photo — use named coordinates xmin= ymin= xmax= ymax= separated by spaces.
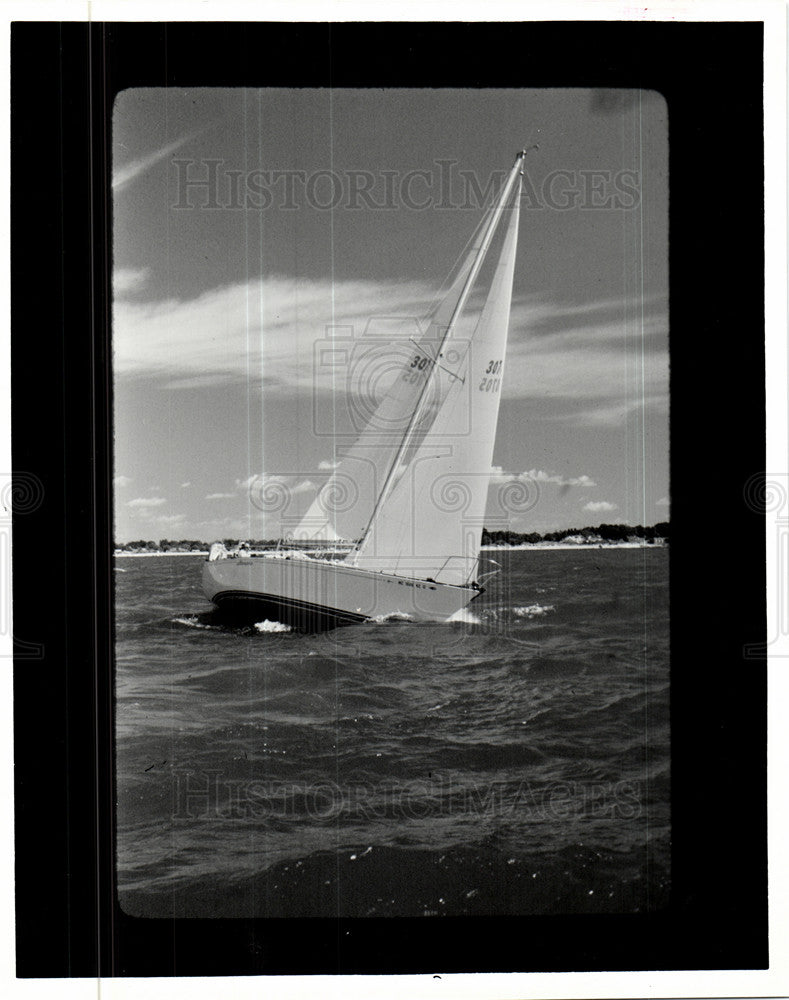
xmin=402 ymin=353 xmax=431 ymax=384
xmin=479 ymin=359 xmax=503 ymax=392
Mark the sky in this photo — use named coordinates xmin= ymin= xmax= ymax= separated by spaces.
xmin=112 ymin=87 xmax=668 ymax=542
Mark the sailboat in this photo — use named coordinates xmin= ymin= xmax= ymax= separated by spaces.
xmin=202 ymin=149 xmax=530 ymax=630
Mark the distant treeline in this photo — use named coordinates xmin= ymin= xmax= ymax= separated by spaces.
xmin=117 ymin=539 xmax=210 ymax=552
xmin=115 ymin=538 xmax=350 ymax=552
xmin=481 ymin=522 xmax=670 ymax=545
xmin=115 ymin=522 xmax=669 ymax=552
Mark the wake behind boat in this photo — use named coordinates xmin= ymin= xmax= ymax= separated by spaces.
xmin=203 ymin=149 xmax=532 ymax=630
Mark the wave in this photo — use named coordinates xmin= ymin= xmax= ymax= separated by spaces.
xmin=254 ymin=619 xmax=293 ymax=633
xmin=513 ymin=604 xmax=555 ymax=618
xmin=170 ymin=615 xmax=219 ymax=630
xmin=447 ymin=607 xmax=481 ymax=625
xmin=370 ymin=611 xmax=415 ymax=623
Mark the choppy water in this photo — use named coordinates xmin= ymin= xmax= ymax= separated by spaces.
xmin=115 ymin=548 xmax=670 ymax=918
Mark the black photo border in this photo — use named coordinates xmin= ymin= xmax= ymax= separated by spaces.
xmin=12 ymin=20 xmax=767 ymax=977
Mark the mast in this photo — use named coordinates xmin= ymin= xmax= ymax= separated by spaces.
xmin=349 ymin=149 xmax=530 ymax=564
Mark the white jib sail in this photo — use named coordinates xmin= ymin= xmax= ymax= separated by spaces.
xmin=293 ymin=214 xmax=487 ymax=543
xmin=351 ymin=180 xmax=522 ymax=585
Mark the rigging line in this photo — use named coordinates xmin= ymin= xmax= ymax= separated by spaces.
xmin=350 ymin=151 xmax=529 ymax=564
xmin=421 ymin=196 xmax=494 ymax=319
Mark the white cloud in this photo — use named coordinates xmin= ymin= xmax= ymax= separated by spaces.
xmin=234 ymin=474 xmax=315 ymax=495
xmin=205 ymin=493 xmax=237 ymax=501
xmin=113 ymin=124 xmax=214 ymax=192
xmin=583 ymin=500 xmax=618 ymax=513
xmin=290 ymin=479 xmax=316 ymax=495
xmin=503 ymin=295 xmax=668 ymax=423
xmin=113 ymin=275 xmax=667 ymax=427
xmin=114 ymin=275 xmax=433 ymax=389
xmin=528 ymin=469 xmax=597 ymax=488
xmin=114 ymin=475 xmax=133 ymax=488
xmin=655 ymin=496 xmax=670 ymax=507
xmin=490 ymin=466 xmax=596 ymax=488
xmin=113 ymin=268 xmax=150 ymax=296
xmin=127 ymin=496 xmax=167 ymax=508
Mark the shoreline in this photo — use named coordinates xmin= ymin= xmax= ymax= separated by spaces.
xmin=115 ymin=550 xmax=209 ymax=557
xmin=114 ymin=541 xmax=666 ymax=557
xmin=481 ymin=541 xmax=666 ymax=551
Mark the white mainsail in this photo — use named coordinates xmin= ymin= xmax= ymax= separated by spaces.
xmin=351 ymin=180 xmax=522 ymax=585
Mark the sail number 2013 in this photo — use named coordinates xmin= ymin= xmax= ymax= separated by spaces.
xmin=479 ymin=359 xmax=503 ymax=392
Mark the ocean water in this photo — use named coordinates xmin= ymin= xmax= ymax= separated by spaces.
xmin=115 ymin=548 xmax=670 ymax=918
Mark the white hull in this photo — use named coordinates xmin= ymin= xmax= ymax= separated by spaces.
xmin=202 ymin=554 xmax=481 ymax=630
